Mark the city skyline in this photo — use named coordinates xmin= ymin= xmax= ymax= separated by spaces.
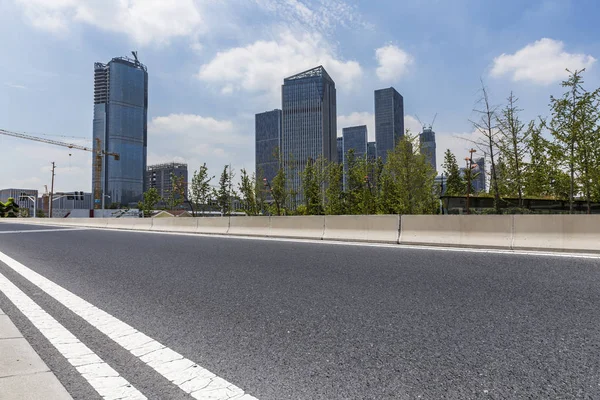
xmin=1 ymin=0 xmax=598 ymax=193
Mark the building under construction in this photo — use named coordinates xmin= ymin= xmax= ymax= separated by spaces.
xmin=146 ymin=162 xmax=188 ymax=202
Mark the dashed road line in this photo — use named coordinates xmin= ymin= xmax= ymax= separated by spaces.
xmin=0 ymin=271 xmax=146 ymax=400
xmin=0 ymin=250 xmax=259 ymax=400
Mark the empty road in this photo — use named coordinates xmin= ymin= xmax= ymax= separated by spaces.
xmin=1 ymin=221 xmax=600 ymax=399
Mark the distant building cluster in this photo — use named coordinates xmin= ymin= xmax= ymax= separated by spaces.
xmin=254 ymin=65 xmax=439 ymax=206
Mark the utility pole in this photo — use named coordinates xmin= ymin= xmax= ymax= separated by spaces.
xmin=49 ymin=162 xmax=56 ymax=218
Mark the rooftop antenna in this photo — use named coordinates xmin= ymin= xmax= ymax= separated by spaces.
xmin=131 ymin=51 xmax=139 ymax=65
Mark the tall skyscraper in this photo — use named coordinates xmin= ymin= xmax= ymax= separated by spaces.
xmin=282 ymin=66 xmax=336 ymax=207
xmin=255 ymin=110 xmax=282 ymax=191
xmin=419 ymin=126 xmax=437 ymax=172
xmin=93 ymin=54 xmax=148 ymax=208
xmin=374 ymin=87 xmax=404 ymax=163
xmin=337 ymin=137 xmax=344 ymax=164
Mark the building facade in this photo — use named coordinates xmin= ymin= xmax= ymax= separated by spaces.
xmin=337 ymin=137 xmax=344 ymax=164
xmin=473 ymin=157 xmax=486 ymax=193
xmin=367 ymin=142 xmax=377 ymax=162
xmin=146 ymin=163 xmax=188 ymax=201
xmin=255 ymin=110 xmax=282 ymax=190
xmin=93 ymin=55 xmax=148 ymax=208
xmin=374 ymin=87 xmax=404 ymax=163
xmin=281 ymin=66 xmax=337 ymax=207
xmin=342 ymin=125 xmax=368 ymax=190
xmin=420 ymin=127 xmax=437 ymax=173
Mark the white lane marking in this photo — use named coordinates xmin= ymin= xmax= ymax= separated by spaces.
xmin=0 ymin=271 xmax=146 ymax=400
xmin=0 ymin=251 xmax=258 ymax=400
xmin=0 ymin=228 xmax=89 ymax=234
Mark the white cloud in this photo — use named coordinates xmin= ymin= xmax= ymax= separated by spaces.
xmin=375 ymin=45 xmax=414 ymax=82
xmin=490 ymin=38 xmax=596 ymax=85
xmin=253 ymin=0 xmax=368 ymax=34
xmin=14 ymin=0 xmax=204 ymax=46
xmin=338 ymin=112 xmax=375 ymax=140
xmin=148 ymin=113 xmax=254 ymax=183
xmin=197 ymin=30 xmax=362 ymax=99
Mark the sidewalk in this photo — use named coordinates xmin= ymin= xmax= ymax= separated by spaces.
xmin=0 ymin=307 xmax=72 ymax=400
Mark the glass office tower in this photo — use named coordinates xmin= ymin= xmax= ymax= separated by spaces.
xmin=374 ymin=87 xmax=404 ymax=163
xmin=282 ymin=66 xmax=336 ymax=207
xmin=93 ymin=55 xmax=148 ymax=208
xmin=255 ymin=109 xmax=282 ymax=198
xmin=337 ymin=137 xmax=344 ymax=164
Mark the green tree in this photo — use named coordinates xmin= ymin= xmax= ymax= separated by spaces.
xmin=523 ymin=120 xmax=553 ymax=198
xmin=190 ymin=163 xmax=214 ymax=216
xmin=377 ymin=134 xmax=437 ymax=214
xmin=255 ymin=168 xmax=268 ymax=215
xmin=324 ymin=161 xmax=345 ymax=215
xmin=442 ymin=149 xmax=465 ymax=196
xmin=137 ymin=188 xmax=161 ymax=218
xmin=166 ymin=173 xmax=186 ymax=210
xmin=270 ymin=165 xmax=287 ymax=216
xmin=497 ymin=92 xmax=529 ymax=205
xmin=216 ymin=165 xmax=232 ymax=216
xmin=471 ymin=81 xmax=502 ymax=213
xmin=238 ymin=168 xmax=258 ymax=215
xmin=300 ymin=157 xmax=326 ymax=215
xmin=548 ymin=69 xmax=600 ymax=213
xmin=346 ymin=151 xmax=376 ymax=215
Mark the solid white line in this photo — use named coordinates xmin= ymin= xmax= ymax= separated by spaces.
xmin=0 ymin=271 xmax=146 ymax=400
xmin=0 ymin=228 xmax=89 ymax=234
xmin=0 ymin=251 xmax=258 ymax=400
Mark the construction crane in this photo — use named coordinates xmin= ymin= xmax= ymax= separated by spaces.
xmin=0 ymin=128 xmax=120 ymax=209
xmin=430 ymin=113 xmax=438 ymax=130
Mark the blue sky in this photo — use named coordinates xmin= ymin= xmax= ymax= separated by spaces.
xmin=1 ymin=0 xmax=598 ymax=193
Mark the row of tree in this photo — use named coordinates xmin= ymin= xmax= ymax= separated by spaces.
xmin=441 ymin=69 xmax=600 ymax=214
xmin=177 ymin=132 xmax=439 ymax=217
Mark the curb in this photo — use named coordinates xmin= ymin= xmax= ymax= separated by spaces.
xmin=0 ymin=307 xmax=73 ymax=400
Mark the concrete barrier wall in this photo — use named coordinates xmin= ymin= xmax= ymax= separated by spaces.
xmin=151 ymin=218 xmax=196 ymax=233
xmin=400 ymin=215 xmax=513 ymax=249
xmin=269 ymin=216 xmax=325 ymax=239
xmin=4 ymin=215 xmax=599 ymax=253
xmin=196 ymin=218 xmax=230 ymax=235
xmin=512 ymin=215 xmax=600 ymax=253
xmin=228 ymin=216 xmax=270 ymax=237
xmin=323 ymin=215 xmax=400 ymax=243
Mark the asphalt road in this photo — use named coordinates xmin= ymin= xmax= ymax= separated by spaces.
xmin=1 ymin=221 xmax=600 ymax=399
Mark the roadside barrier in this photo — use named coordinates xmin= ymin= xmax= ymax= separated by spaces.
xmin=323 ymin=215 xmax=400 ymax=243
